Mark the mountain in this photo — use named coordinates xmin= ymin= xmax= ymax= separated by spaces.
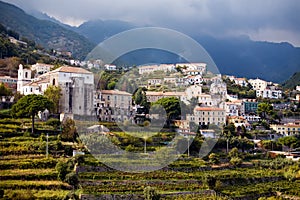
xmin=282 ymin=72 xmax=300 ymax=89
xmin=72 ymin=19 xmax=300 ymax=83
xmin=28 ymin=10 xmax=74 ymax=30
xmin=74 ymin=19 xmax=135 ymax=44
xmin=1 ymin=1 xmax=300 ymax=83
xmin=195 ymin=35 xmax=300 ymax=83
xmin=0 ymin=1 xmax=95 ymax=59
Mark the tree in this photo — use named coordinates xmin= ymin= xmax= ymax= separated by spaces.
xmin=61 ymin=118 xmax=78 ymax=142
xmin=257 ymin=102 xmax=274 ymax=121
xmin=44 ymin=86 xmax=62 ymax=113
xmin=133 ymin=87 xmax=150 ymax=112
xmin=278 ymin=136 xmax=299 ymax=151
xmin=152 ymin=97 xmax=181 ymax=121
xmin=0 ymin=83 xmax=12 ymax=96
xmin=11 ymin=94 xmax=54 ymax=134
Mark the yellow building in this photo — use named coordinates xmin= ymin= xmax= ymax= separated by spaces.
xmin=270 ymin=122 xmax=300 ymax=136
xmin=187 ymin=106 xmax=225 ymax=126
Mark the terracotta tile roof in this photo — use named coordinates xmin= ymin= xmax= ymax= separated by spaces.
xmin=195 ymin=107 xmax=224 ymax=111
xmin=101 ymin=90 xmax=132 ymax=96
xmin=145 ymin=91 xmax=185 ymax=96
xmin=24 ymin=81 xmax=39 ymax=86
xmin=35 ymin=77 xmax=50 ymax=84
xmin=227 ymin=116 xmax=246 ymax=120
xmin=52 ymin=66 xmax=92 ymax=74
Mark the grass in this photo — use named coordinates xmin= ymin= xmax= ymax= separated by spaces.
xmin=3 ymin=189 xmax=70 ymax=199
xmin=0 ymin=180 xmax=72 ymax=190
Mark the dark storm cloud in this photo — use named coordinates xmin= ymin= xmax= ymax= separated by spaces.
xmin=3 ymin=0 xmax=300 ymax=46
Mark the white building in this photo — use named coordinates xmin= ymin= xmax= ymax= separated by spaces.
xmin=31 ymin=63 xmax=54 ymax=75
xmin=148 ymin=79 xmax=162 ymax=87
xmin=17 ymin=64 xmax=94 ymax=116
xmin=176 ymin=63 xmax=207 ymax=75
xmin=256 ymin=89 xmax=282 ymax=99
xmin=248 ymin=78 xmax=268 ymax=91
xmin=226 ymin=75 xmax=249 ymax=87
xmin=17 ymin=64 xmax=32 ymax=94
xmin=104 ymin=64 xmax=117 ymax=71
xmin=225 ymin=101 xmax=242 ymax=116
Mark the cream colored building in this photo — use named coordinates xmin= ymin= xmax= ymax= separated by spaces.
xmin=248 ymin=78 xmax=268 ymax=91
xmin=95 ymin=90 xmax=132 ymax=122
xmin=145 ymin=91 xmax=185 ymax=103
xmin=138 ymin=64 xmax=175 ymax=75
xmin=187 ymin=106 xmax=225 ymax=126
xmin=270 ymin=122 xmax=300 ymax=136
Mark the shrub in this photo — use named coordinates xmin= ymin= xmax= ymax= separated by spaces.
xmin=46 ymin=118 xmax=61 ymax=130
xmin=203 ymin=175 xmax=217 ymax=190
xmin=230 ymin=157 xmax=243 ymax=167
xmin=65 ymin=172 xmax=79 ymax=188
xmin=55 ymin=161 xmax=69 ymax=181
xmin=208 ymin=153 xmax=220 ymax=165
xmin=228 ymin=147 xmax=239 ymax=158
xmin=143 ymin=186 xmax=160 ymax=200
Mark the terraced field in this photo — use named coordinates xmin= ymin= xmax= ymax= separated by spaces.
xmin=0 ymin=119 xmax=300 ymax=199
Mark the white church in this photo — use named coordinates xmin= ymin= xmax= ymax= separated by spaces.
xmin=17 ymin=64 xmax=95 ymax=116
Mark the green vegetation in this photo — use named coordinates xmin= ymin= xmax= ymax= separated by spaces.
xmin=11 ymin=94 xmax=54 ymax=134
xmin=0 ymin=2 xmax=95 ymax=59
xmin=0 ymin=119 xmax=299 ymax=199
xmin=43 ymin=86 xmax=62 ymax=113
xmin=223 ymin=76 xmax=256 ymax=99
xmin=282 ymin=71 xmax=300 ymax=89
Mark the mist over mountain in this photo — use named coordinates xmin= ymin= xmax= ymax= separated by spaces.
xmin=0 ymin=1 xmax=94 ymax=59
xmin=1 ymin=0 xmax=300 ymax=83
xmin=67 ymin=17 xmax=300 ymax=83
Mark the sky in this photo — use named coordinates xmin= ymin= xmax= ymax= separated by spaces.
xmin=3 ymin=0 xmax=300 ymax=47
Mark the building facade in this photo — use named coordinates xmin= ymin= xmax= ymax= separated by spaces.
xmin=270 ymin=122 xmax=300 ymax=136
xmin=94 ymin=90 xmax=132 ymax=122
xmin=187 ymin=106 xmax=226 ymax=126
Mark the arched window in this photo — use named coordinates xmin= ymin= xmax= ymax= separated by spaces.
xmin=52 ymin=78 xmax=56 ymax=85
xmin=25 ymin=72 xmax=28 ymax=78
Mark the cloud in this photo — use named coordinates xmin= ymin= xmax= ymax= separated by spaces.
xmin=3 ymin=0 xmax=300 ymax=46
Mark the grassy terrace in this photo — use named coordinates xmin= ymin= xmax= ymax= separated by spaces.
xmin=0 ymin=119 xmax=299 ymax=199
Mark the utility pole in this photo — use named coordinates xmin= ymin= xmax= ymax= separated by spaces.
xmin=46 ymin=133 xmax=49 ymax=159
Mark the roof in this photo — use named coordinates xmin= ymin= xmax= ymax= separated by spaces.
xmin=24 ymin=81 xmax=39 ymax=87
xmin=145 ymin=91 xmax=185 ymax=96
xmin=52 ymin=66 xmax=92 ymax=74
xmin=0 ymin=76 xmax=17 ymax=80
xmin=195 ymin=107 xmax=224 ymax=111
xmin=35 ymin=77 xmax=50 ymax=84
xmin=101 ymin=90 xmax=132 ymax=96
xmin=227 ymin=116 xmax=246 ymax=120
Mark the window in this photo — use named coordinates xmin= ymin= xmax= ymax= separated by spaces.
xmin=107 ymin=96 xmax=110 ymax=100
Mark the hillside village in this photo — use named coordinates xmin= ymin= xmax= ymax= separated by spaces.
xmin=1 ymin=18 xmax=300 ymax=200
xmin=0 ymin=60 xmax=299 ymax=146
